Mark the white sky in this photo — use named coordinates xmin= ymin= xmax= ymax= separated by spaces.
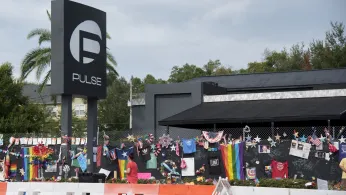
xmin=0 ymin=0 xmax=345 ymax=83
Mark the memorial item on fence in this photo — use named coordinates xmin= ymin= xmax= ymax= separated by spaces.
xmin=275 ymin=133 xmax=281 ymax=141
xmin=254 ymin=135 xmax=261 ymax=143
xmin=258 ymin=145 xmax=271 ymax=154
xmin=181 ymin=158 xmax=194 ymax=176
xmin=246 ymin=167 xmax=256 ymax=179
xmin=139 ymin=143 xmax=151 ymax=161
xmin=293 ymin=130 xmax=299 ymax=140
xmin=265 ymin=166 xmax=272 ymax=177
xmin=10 ymin=163 xmax=17 ymax=177
xmin=146 ymin=145 xmax=157 ymax=169
xmin=202 ymin=131 xmax=223 ymax=143
xmin=154 ymin=142 xmax=161 ymax=156
xmin=45 ymin=162 xmax=57 ymax=173
xmin=289 ymin=140 xmax=311 ymax=159
xmin=271 ymin=160 xmax=288 ymax=179
xmin=115 ymin=147 xmax=134 ymax=179
xmin=220 ymin=142 xmax=245 ymax=180
xmin=208 ymin=154 xmax=221 ymax=175
xmin=160 ymin=159 xmax=179 ymax=177
xmin=196 ymin=164 xmax=205 ymax=175
xmin=182 ymin=138 xmax=196 ymax=154
xmin=159 ymin=134 xmax=173 ymax=148
xmin=315 ymin=151 xmax=325 ymax=159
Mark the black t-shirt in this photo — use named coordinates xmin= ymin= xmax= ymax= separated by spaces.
xmin=252 ymin=157 xmax=271 ymax=178
xmin=139 ymin=143 xmax=151 ymax=161
xmin=208 ymin=153 xmax=221 ymax=175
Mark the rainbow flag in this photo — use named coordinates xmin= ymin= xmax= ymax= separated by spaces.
xmin=10 ymin=163 xmax=17 ymax=177
xmin=22 ymin=148 xmax=30 ymax=181
xmin=22 ymin=147 xmax=38 ymax=181
xmin=220 ymin=142 xmax=245 ymax=180
xmin=116 ymin=147 xmax=133 ymax=179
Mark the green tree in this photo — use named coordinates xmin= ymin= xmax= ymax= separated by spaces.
xmin=168 ymin=63 xmax=206 ymax=83
xmin=20 ymin=10 xmax=118 ymax=92
xmin=0 ymin=62 xmax=46 ymax=134
xmin=310 ymin=21 xmax=346 ymax=69
xmin=131 ymin=75 xmax=166 ymax=94
xmin=98 ymin=77 xmax=130 ymax=132
xmin=131 ymin=77 xmax=144 ymax=94
xmin=42 ymin=113 xmax=87 ymax=137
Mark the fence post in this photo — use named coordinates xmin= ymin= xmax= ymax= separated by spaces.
xmin=167 ymin=126 xmax=170 ymax=135
xmin=271 ymin=122 xmax=275 ymax=139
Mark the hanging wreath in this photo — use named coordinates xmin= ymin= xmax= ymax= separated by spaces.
xmin=159 ymin=134 xmax=173 ymax=148
xmin=160 ymin=160 xmax=179 ymax=177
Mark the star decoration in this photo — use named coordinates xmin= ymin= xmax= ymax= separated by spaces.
xmin=339 ymin=135 xmax=346 ymax=144
xmin=267 ymin=136 xmax=273 ymax=142
xmin=254 ymin=135 xmax=261 ymax=143
xmin=293 ymin=130 xmax=299 ymax=139
xmin=251 ymin=141 xmax=257 ymax=148
xmin=127 ymin=134 xmax=135 ymax=142
xmin=270 ymin=141 xmax=276 ymax=147
xmin=245 ymin=134 xmax=252 ymax=142
xmin=299 ymin=135 xmax=307 ymax=143
xmin=275 ymin=134 xmax=281 ymax=141
xmin=170 ymin=145 xmax=176 ymax=151
xmin=122 ymin=151 xmax=128 ymax=158
xmin=19 ymin=168 xmax=25 ymax=176
xmin=319 ymin=134 xmax=326 ymax=142
xmin=283 ymin=132 xmax=287 ymax=137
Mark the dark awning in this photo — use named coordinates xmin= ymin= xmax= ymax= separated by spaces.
xmin=158 ymin=97 xmax=346 ymax=127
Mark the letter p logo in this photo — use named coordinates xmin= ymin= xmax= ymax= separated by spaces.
xmin=69 ymin=20 xmax=102 ymax=64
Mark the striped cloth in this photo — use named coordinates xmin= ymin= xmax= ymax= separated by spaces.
xmin=220 ymin=142 xmax=245 ymax=180
xmin=310 ymin=132 xmax=321 ymax=146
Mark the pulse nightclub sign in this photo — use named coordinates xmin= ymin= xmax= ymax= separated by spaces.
xmin=51 ymin=0 xmax=107 ymax=173
xmin=51 ymin=0 xmax=107 ymax=99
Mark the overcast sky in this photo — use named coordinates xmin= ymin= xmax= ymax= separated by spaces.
xmin=0 ymin=0 xmax=345 ymax=83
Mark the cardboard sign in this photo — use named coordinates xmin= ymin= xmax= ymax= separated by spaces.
xmin=137 ymin=172 xmax=151 ymax=179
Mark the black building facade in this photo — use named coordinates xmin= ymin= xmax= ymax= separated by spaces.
xmin=130 ymin=68 xmax=346 ymax=181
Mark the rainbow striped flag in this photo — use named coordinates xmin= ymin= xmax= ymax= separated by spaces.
xmin=10 ymin=163 xmax=17 ymax=177
xmin=220 ymin=142 xmax=245 ymax=180
xmin=116 ymin=147 xmax=133 ymax=179
xmin=22 ymin=147 xmax=38 ymax=181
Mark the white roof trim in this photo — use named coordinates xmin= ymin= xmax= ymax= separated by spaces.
xmin=204 ymin=89 xmax=346 ymax=102
xmin=129 ymin=98 xmax=145 ymax=106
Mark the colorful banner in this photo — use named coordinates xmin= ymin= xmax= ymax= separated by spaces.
xmin=220 ymin=142 xmax=245 ymax=180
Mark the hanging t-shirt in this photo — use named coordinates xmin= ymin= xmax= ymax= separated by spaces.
xmin=271 ymin=160 xmax=288 ymax=179
xmin=139 ymin=143 xmax=151 ymax=161
xmin=208 ymin=153 xmax=221 ymax=175
xmin=182 ymin=139 xmax=196 ymax=154
xmin=146 ymin=145 xmax=157 ymax=169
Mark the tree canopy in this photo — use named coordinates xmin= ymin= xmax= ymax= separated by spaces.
xmin=0 ymin=62 xmax=46 ymax=134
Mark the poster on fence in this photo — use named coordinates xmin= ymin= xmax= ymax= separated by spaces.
xmin=289 ymin=140 xmax=311 ymax=159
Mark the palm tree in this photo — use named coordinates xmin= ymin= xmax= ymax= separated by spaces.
xmin=21 ymin=10 xmax=118 ymax=92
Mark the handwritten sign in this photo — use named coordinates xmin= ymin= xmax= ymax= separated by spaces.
xmin=137 ymin=172 xmax=151 ymax=179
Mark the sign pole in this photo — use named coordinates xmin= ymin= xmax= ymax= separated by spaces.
xmin=87 ymin=97 xmax=98 ymax=172
xmin=60 ymin=95 xmax=72 ymax=176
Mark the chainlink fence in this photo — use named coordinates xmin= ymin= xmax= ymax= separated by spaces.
xmin=2 ymin=124 xmax=346 ymax=146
